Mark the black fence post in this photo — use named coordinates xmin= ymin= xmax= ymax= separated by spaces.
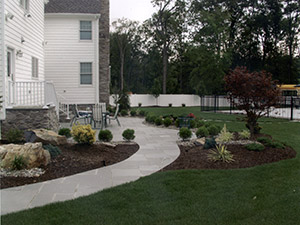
xmin=214 ymin=95 xmax=217 ymax=113
xmin=291 ymin=97 xmax=294 ymax=120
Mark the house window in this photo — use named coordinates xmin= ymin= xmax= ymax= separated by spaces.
xmin=80 ymin=63 xmax=92 ymax=85
xmin=32 ymin=57 xmax=39 ymax=78
xmin=20 ymin=0 xmax=30 ymax=11
xmin=80 ymin=21 xmax=92 ymax=40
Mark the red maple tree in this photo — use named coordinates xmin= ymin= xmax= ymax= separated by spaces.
xmin=224 ymin=67 xmax=280 ymax=136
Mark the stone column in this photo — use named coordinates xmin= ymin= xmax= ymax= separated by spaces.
xmin=99 ymin=0 xmax=110 ymax=105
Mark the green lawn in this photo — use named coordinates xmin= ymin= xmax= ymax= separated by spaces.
xmin=2 ymin=108 xmax=300 ymax=225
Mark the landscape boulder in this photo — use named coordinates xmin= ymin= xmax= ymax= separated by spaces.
xmin=0 ymin=143 xmax=51 ymax=169
xmin=26 ymin=129 xmax=67 ymax=146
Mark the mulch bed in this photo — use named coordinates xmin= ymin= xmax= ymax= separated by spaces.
xmin=1 ymin=142 xmax=139 ymax=189
xmin=162 ymin=140 xmax=297 ymax=171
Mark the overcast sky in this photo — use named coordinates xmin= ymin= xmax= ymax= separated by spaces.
xmin=110 ymin=0 xmax=155 ymax=24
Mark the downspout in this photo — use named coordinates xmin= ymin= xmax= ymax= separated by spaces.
xmin=95 ymin=15 xmax=100 ymax=103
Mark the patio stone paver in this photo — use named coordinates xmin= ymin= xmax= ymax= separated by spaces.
xmin=0 ymin=117 xmax=180 ymax=215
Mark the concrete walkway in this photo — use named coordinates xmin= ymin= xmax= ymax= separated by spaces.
xmin=0 ymin=118 xmax=180 ymax=215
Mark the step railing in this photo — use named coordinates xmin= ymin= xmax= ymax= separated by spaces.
xmin=57 ymin=93 xmax=70 ymax=120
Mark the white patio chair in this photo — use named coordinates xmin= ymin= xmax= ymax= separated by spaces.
xmin=91 ymin=103 xmax=103 ymax=129
xmin=108 ymin=104 xmax=120 ymax=126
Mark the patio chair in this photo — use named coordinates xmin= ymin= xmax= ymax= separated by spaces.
xmin=70 ymin=104 xmax=91 ymax=126
xmin=108 ymin=104 xmax=120 ymax=126
xmin=91 ymin=103 xmax=103 ymax=129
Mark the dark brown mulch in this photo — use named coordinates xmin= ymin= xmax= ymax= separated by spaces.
xmin=162 ymin=144 xmax=297 ymax=171
xmin=1 ymin=142 xmax=139 ymax=189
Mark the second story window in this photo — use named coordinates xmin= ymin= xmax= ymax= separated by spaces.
xmin=20 ymin=0 xmax=30 ymax=11
xmin=32 ymin=57 xmax=39 ymax=78
xmin=80 ymin=63 xmax=92 ymax=85
xmin=80 ymin=21 xmax=92 ymax=40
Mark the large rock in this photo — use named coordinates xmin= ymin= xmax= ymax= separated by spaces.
xmin=0 ymin=143 xmax=51 ymax=169
xmin=29 ymin=129 xmax=67 ymax=146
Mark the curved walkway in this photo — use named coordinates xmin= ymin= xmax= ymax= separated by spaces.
xmin=1 ymin=118 xmax=180 ymax=215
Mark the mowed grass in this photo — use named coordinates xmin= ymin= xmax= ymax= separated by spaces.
xmin=2 ymin=108 xmax=300 ymax=225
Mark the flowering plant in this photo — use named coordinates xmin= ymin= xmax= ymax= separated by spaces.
xmin=71 ymin=123 xmax=96 ymax=145
xmin=187 ymin=113 xmax=195 ymax=118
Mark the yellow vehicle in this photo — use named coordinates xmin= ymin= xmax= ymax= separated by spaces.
xmin=277 ymin=84 xmax=300 ymax=96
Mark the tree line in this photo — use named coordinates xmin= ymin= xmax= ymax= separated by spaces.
xmin=110 ymin=0 xmax=300 ymax=95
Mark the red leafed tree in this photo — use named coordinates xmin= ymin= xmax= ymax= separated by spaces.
xmin=224 ymin=67 xmax=280 ymax=136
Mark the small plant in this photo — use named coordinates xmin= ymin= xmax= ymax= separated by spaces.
xmin=187 ymin=113 xmax=196 ymax=118
xmin=207 ymin=125 xmax=221 ymax=136
xmin=196 ymin=119 xmax=205 ymax=128
xmin=190 ymin=119 xmax=196 ymax=128
xmin=138 ymin=102 xmax=142 ymax=107
xmin=208 ymin=144 xmax=234 ymax=163
xmin=216 ymin=124 xmax=233 ymax=143
xmin=155 ymin=117 xmax=163 ymax=126
xmin=122 ymin=129 xmax=135 ymax=141
xmin=71 ymin=124 xmax=96 ymax=145
xmin=204 ymin=138 xmax=217 ymax=149
xmin=163 ymin=117 xmax=172 ymax=127
xmin=139 ymin=110 xmax=146 ymax=117
xmin=130 ymin=110 xmax=137 ymax=117
xmin=120 ymin=109 xmax=128 ymax=116
xmin=58 ymin=128 xmax=71 ymax=138
xmin=169 ymin=103 xmax=172 ymax=107
xmin=98 ymin=130 xmax=113 ymax=142
xmin=175 ymin=119 xmax=180 ymax=127
xmin=245 ymin=143 xmax=265 ymax=151
xmin=271 ymin=142 xmax=285 ymax=149
xmin=43 ymin=144 xmax=62 ymax=158
xmin=239 ymin=130 xmax=251 ymax=139
xmin=182 ymin=103 xmax=186 ymax=107
xmin=6 ymin=128 xmax=23 ymax=143
xmin=196 ymin=127 xmax=209 ymax=138
xmin=178 ymin=127 xmax=192 ymax=141
xmin=256 ymin=137 xmax=284 ymax=149
xmin=149 ymin=115 xmax=157 ymax=124
xmin=11 ymin=155 xmax=27 ymax=170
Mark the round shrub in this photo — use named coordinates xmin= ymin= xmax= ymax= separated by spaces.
xmin=175 ymin=119 xmax=180 ymax=127
xmin=196 ymin=119 xmax=205 ymax=128
xmin=58 ymin=128 xmax=71 ymax=138
xmin=120 ymin=109 xmax=128 ymax=116
xmin=196 ymin=127 xmax=209 ymax=138
xmin=204 ymin=138 xmax=217 ymax=149
xmin=178 ymin=127 xmax=192 ymax=141
xmin=98 ymin=129 xmax=113 ymax=142
xmin=163 ymin=117 xmax=172 ymax=127
xmin=130 ymin=110 xmax=137 ymax=117
xmin=155 ymin=117 xmax=163 ymax=126
xmin=139 ymin=110 xmax=146 ymax=117
xmin=245 ymin=143 xmax=265 ymax=151
xmin=207 ymin=125 xmax=220 ymax=136
xmin=149 ymin=115 xmax=157 ymax=124
xmin=122 ymin=129 xmax=135 ymax=141
xmin=190 ymin=119 xmax=196 ymax=128
xmin=71 ymin=124 xmax=96 ymax=145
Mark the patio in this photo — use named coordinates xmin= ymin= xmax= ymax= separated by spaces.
xmin=1 ymin=117 xmax=180 ymax=215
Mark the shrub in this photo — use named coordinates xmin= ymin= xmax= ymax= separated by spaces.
xmin=155 ymin=117 xmax=163 ymax=126
xmin=58 ymin=128 xmax=71 ymax=138
xmin=208 ymin=145 xmax=234 ymax=163
xmin=98 ymin=130 xmax=113 ymax=142
xmin=149 ymin=115 xmax=157 ymax=124
xmin=6 ymin=128 xmax=23 ymax=143
xmin=178 ymin=127 xmax=192 ymax=141
xmin=239 ymin=130 xmax=251 ymax=139
xmin=138 ymin=102 xmax=142 ymax=107
xmin=196 ymin=119 xmax=205 ymax=128
xmin=11 ymin=156 xmax=27 ymax=170
xmin=175 ymin=119 xmax=180 ymax=127
xmin=71 ymin=124 xmax=96 ymax=145
xmin=204 ymin=138 xmax=217 ymax=149
xmin=256 ymin=137 xmax=284 ymax=148
xmin=196 ymin=127 xmax=209 ymax=138
xmin=190 ymin=119 xmax=196 ymax=128
xmin=122 ymin=129 xmax=135 ymax=141
xmin=187 ymin=113 xmax=195 ymax=118
xmin=216 ymin=124 xmax=233 ymax=143
xmin=120 ymin=109 xmax=128 ymax=116
xmin=271 ymin=142 xmax=285 ymax=149
xmin=163 ymin=117 xmax=172 ymax=127
xmin=43 ymin=144 xmax=61 ymax=158
xmin=182 ymin=103 xmax=186 ymax=107
xmin=130 ymin=110 xmax=137 ymax=117
xmin=207 ymin=125 xmax=220 ymax=136
xmin=117 ymin=91 xmax=130 ymax=111
xmin=245 ymin=143 xmax=265 ymax=151
xmin=139 ymin=110 xmax=146 ymax=117
xmin=169 ymin=103 xmax=172 ymax=107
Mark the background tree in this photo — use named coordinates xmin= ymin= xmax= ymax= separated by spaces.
xmin=225 ymin=67 xmax=281 ymax=136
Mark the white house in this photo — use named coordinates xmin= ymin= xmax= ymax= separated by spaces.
xmin=44 ymin=0 xmax=110 ymax=105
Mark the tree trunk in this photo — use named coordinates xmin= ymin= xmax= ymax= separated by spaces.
xmin=120 ymin=51 xmax=124 ymax=91
xmin=162 ymin=45 xmax=168 ymax=94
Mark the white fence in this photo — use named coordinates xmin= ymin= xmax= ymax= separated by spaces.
xmin=110 ymin=94 xmax=201 ymax=107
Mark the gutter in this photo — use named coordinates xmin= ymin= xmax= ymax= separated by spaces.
xmin=45 ymin=13 xmax=101 ymax=19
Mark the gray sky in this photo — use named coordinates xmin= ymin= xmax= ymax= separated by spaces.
xmin=110 ymin=0 xmax=155 ymax=24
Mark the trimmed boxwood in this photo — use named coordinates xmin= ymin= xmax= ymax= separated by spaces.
xmin=207 ymin=125 xmax=220 ymax=136
xmin=196 ymin=127 xmax=209 ymax=138
xmin=163 ymin=117 xmax=172 ymax=127
xmin=122 ymin=129 xmax=135 ymax=141
xmin=98 ymin=130 xmax=113 ymax=142
xmin=58 ymin=128 xmax=71 ymax=138
xmin=179 ymin=127 xmax=192 ymax=141
xmin=245 ymin=143 xmax=265 ymax=151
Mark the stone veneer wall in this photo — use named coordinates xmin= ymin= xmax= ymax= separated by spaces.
xmin=98 ymin=0 xmax=110 ymax=105
xmin=2 ymin=107 xmax=59 ymax=139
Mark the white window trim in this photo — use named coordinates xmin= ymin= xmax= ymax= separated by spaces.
xmin=32 ymin=57 xmax=39 ymax=79
xmin=20 ymin=0 xmax=30 ymax=11
xmin=79 ymin=62 xmax=93 ymax=86
xmin=79 ymin=20 xmax=93 ymax=41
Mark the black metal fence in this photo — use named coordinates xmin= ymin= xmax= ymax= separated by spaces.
xmin=200 ymin=95 xmax=300 ymax=120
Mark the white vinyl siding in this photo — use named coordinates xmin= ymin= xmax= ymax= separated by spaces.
xmin=32 ymin=57 xmax=38 ymax=78
xmin=45 ymin=15 xmax=99 ymax=104
xmin=20 ymin=0 xmax=30 ymax=11
xmin=80 ymin=62 xmax=92 ymax=85
xmin=0 ymin=0 xmax=5 ymax=120
xmin=80 ymin=21 xmax=92 ymax=40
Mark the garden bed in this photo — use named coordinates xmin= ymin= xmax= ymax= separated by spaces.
xmin=161 ymin=138 xmax=296 ymax=171
xmin=0 ymin=142 xmax=139 ymax=189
